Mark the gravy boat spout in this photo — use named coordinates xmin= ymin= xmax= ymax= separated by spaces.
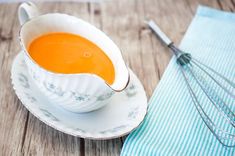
xmin=18 ymin=2 xmax=129 ymax=113
xmin=105 ymin=54 xmax=130 ymax=92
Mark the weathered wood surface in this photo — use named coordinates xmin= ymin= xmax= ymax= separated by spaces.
xmin=0 ymin=0 xmax=234 ymax=155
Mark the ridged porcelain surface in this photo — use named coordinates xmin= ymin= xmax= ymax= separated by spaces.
xmin=19 ymin=13 xmax=129 ymax=112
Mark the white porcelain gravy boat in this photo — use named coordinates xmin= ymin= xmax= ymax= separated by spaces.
xmin=18 ymin=2 xmax=129 ymax=113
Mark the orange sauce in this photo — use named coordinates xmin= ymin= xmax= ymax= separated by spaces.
xmin=28 ymin=33 xmax=115 ymax=84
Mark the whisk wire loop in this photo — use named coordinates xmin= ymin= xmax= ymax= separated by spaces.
xmin=179 ymin=65 xmax=235 ymax=147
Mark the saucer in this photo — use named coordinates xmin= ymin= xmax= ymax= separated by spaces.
xmin=11 ymin=52 xmax=148 ymax=139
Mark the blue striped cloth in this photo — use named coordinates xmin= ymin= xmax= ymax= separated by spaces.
xmin=121 ymin=6 xmax=235 ymax=156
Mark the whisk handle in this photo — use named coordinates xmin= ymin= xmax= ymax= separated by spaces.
xmin=147 ymin=20 xmax=173 ymax=46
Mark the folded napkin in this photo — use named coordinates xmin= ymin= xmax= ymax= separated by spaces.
xmin=121 ymin=6 xmax=235 ymax=156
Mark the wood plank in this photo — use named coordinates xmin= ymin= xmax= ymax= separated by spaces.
xmin=85 ymin=139 xmax=122 ymax=156
xmin=0 ymin=3 xmax=28 ymax=156
xmin=215 ymin=0 xmax=235 ymax=11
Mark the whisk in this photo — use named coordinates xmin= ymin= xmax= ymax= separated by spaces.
xmin=147 ymin=20 xmax=235 ymax=147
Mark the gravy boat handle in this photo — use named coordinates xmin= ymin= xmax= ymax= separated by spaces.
xmin=18 ymin=2 xmax=40 ymax=25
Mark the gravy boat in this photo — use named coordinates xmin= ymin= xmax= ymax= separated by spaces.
xmin=18 ymin=2 xmax=129 ymax=113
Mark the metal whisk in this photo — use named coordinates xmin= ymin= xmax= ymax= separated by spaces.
xmin=147 ymin=20 xmax=235 ymax=147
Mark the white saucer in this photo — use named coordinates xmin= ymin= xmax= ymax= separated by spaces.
xmin=11 ymin=52 xmax=148 ymax=140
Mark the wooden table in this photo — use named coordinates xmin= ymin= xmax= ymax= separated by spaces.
xmin=0 ymin=0 xmax=234 ymax=155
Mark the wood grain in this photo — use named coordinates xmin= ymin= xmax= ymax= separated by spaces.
xmin=0 ymin=0 xmax=233 ymax=155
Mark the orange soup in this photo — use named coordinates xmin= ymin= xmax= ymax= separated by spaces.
xmin=28 ymin=33 xmax=115 ymax=84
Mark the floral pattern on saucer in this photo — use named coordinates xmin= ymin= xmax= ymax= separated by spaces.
xmin=11 ymin=52 xmax=147 ymax=139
